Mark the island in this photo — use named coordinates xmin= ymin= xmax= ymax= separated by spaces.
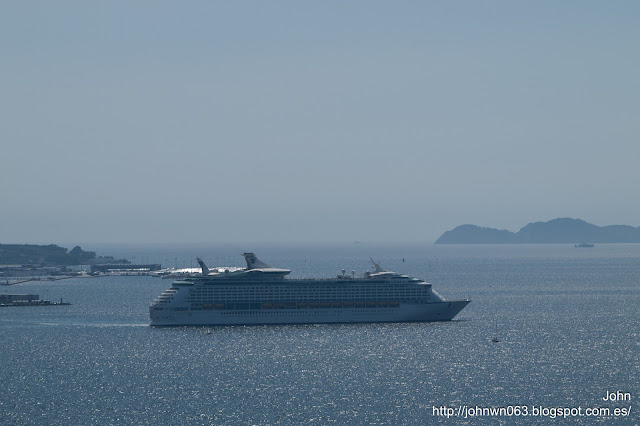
xmin=435 ymin=218 xmax=640 ymax=244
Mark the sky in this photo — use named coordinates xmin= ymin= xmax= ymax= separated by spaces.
xmin=2 ymin=1 xmax=639 ymax=244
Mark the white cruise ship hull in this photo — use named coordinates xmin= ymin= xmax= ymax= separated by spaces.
xmin=150 ymin=300 xmax=470 ymax=326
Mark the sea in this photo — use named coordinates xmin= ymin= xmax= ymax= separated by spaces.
xmin=1 ymin=243 xmax=638 ymax=425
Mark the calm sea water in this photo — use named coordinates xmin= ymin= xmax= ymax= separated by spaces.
xmin=1 ymin=243 xmax=638 ymax=425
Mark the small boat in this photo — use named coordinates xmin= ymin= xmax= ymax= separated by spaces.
xmin=574 ymin=242 xmax=594 ymax=248
xmin=491 ymin=320 xmax=500 ymax=343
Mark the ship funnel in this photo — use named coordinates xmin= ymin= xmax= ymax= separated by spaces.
xmin=370 ymin=258 xmax=386 ymax=273
xmin=196 ymin=257 xmax=210 ymax=275
xmin=243 ymin=253 xmax=273 ymax=270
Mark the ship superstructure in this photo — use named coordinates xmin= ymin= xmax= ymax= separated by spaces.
xmin=149 ymin=253 xmax=470 ymax=326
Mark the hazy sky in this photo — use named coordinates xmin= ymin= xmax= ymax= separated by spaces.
xmin=2 ymin=1 xmax=639 ymax=244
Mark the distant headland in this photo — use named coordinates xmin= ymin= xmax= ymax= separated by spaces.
xmin=0 ymin=243 xmax=125 ymax=266
xmin=0 ymin=244 xmax=160 ymax=285
xmin=435 ymin=218 xmax=640 ymax=244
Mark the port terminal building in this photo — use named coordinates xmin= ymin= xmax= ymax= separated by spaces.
xmin=91 ymin=264 xmax=161 ymax=273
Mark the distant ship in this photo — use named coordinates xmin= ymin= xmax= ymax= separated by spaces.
xmin=574 ymin=242 xmax=595 ymax=248
xmin=0 ymin=294 xmax=70 ymax=307
xmin=149 ymin=253 xmax=470 ymax=326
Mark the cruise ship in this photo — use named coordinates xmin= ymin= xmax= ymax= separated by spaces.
xmin=149 ymin=253 xmax=470 ymax=326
